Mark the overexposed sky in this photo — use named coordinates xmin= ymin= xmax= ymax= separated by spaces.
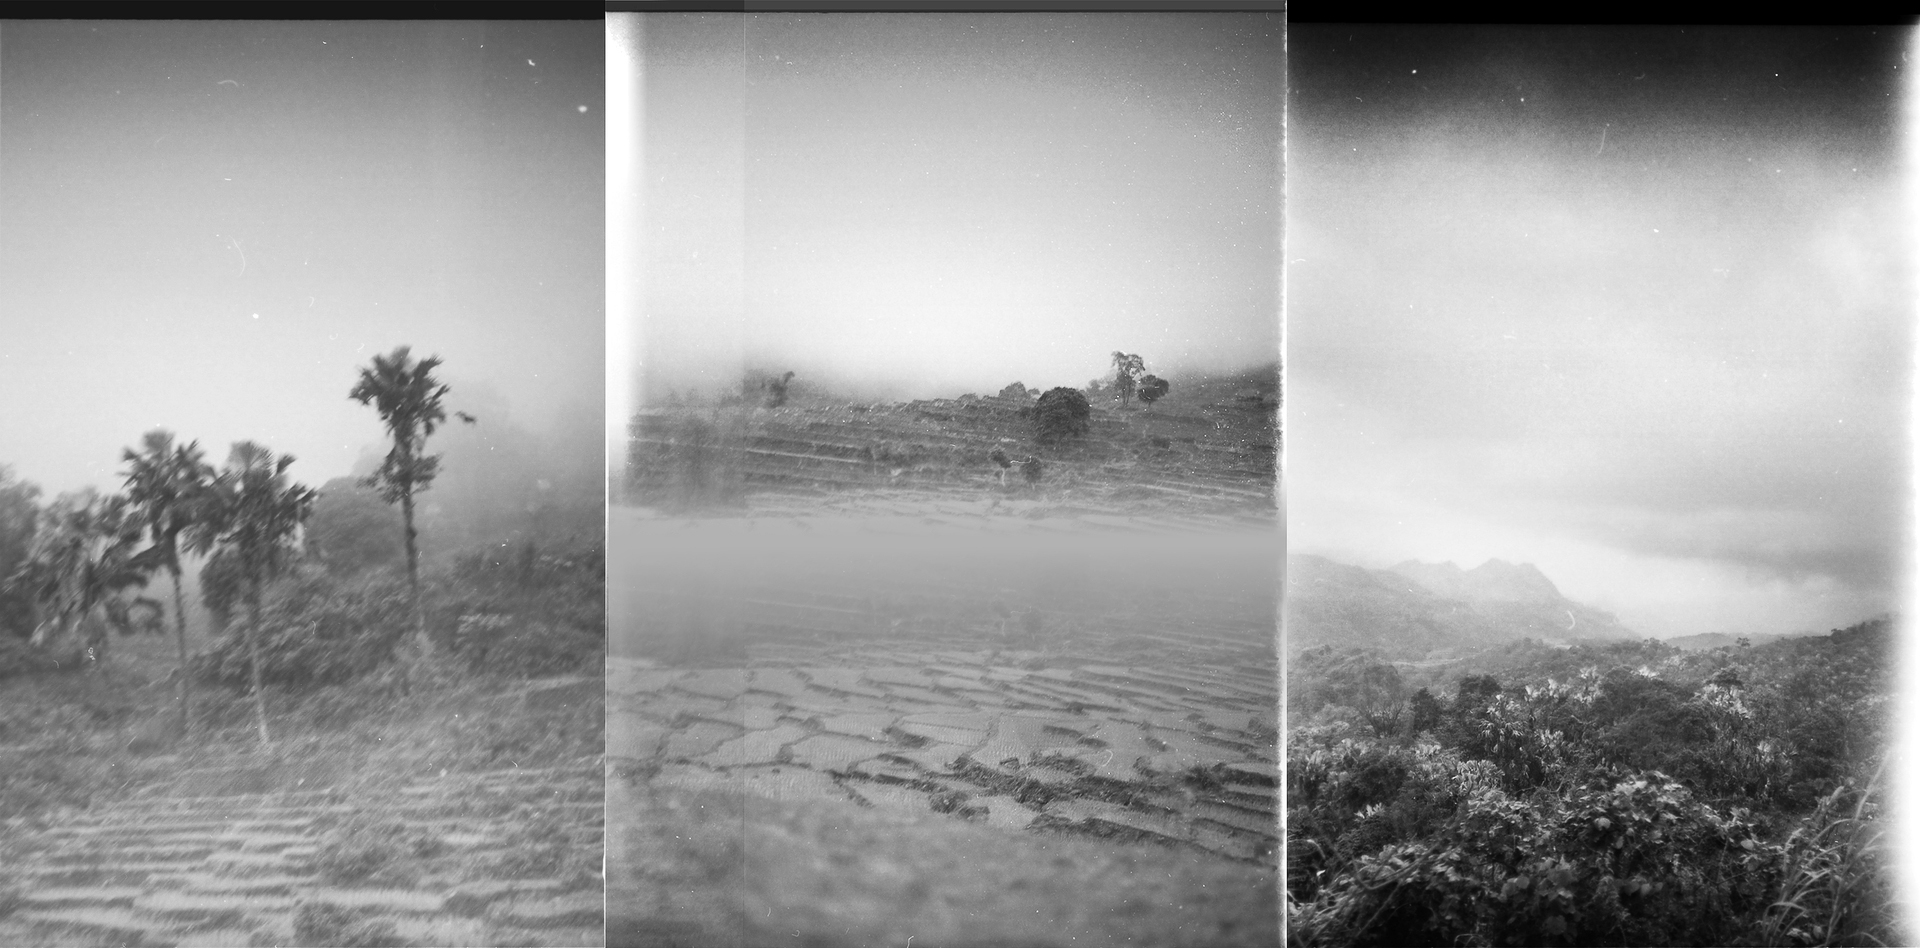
xmin=620 ymin=12 xmax=1283 ymax=407
xmin=1288 ymin=26 xmax=1909 ymax=638
xmin=0 ymin=21 xmax=602 ymax=497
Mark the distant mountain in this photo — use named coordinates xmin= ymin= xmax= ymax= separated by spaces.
xmin=1287 ymin=554 xmax=1636 ymax=659
xmin=1390 ymin=559 xmax=1563 ymax=604
xmin=1662 ymin=631 xmax=1813 ymax=651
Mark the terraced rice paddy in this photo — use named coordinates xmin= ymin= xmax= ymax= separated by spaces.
xmin=609 ymin=507 xmax=1281 ymax=945
xmin=0 ymin=682 xmax=604 ymax=948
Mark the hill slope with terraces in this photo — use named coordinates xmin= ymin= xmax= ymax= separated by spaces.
xmin=624 ymin=366 xmax=1278 ymax=519
xmin=610 ymin=365 xmax=1282 ymax=946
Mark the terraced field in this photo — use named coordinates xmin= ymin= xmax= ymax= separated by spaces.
xmin=609 ymin=509 xmax=1281 ymax=946
xmin=626 ymin=388 xmax=1277 ymax=515
xmin=0 ymin=680 xmax=604 ymax=948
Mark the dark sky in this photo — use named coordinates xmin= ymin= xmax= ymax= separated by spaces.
xmin=611 ymin=12 xmax=1283 ymax=412
xmin=0 ymin=21 xmax=602 ymax=496
xmin=1287 ymin=26 xmax=1909 ymax=637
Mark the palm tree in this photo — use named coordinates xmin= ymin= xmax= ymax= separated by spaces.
xmin=122 ymin=430 xmax=214 ymax=739
xmin=349 ymin=346 xmax=452 ymax=662
xmin=189 ymin=442 xmax=316 ymax=748
xmin=12 ymin=489 xmax=153 ymax=671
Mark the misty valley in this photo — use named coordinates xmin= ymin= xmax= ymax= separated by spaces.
xmin=1284 ymin=555 xmax=1896 ymax=947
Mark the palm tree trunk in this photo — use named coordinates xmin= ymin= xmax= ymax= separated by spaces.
xmin=400 ymin=487 xmax=432 ymax=661
xmin=169 ymin=564 xmax=192 ymax=740
xmin=246 ymin=581 xmax=271 ymax=748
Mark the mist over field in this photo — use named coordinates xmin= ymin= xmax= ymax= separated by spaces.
xmin=1287 ymin=26 xmax=1909 ymax=639
xmin=611 ymin=511 xmax=1283 ymax=662
xmin=611 ymin=12 xmax=1283 ymax=415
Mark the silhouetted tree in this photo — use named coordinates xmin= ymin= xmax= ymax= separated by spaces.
xmin=190 ymin=442 xmax=316 ymax=747
xmin=1032 ymin=387 xmax=1092 ymax=445
xmin=764 ymin=371 xmax=795 ymax=408
xmin=122 ymin=429 xmax=215 ymax=738
xmin=1111 ymin=352 xmax=1144 ymax=407
xmin=987 ymin=446 xmax=1015 ymax=488
xmin=13 ymin=489 xmax=152 ymax=670
xmin=1408 ymin=687 xmax=1443 ymax=735
xmin=1137 ymin=374 xmax=1170 ymax=408
xmin=350 ymin=346 xmax=454 ymax=662
xmin=0 ymin=466 xmax=41 ymax=639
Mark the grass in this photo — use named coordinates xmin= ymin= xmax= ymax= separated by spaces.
xmin=1757 ymin=759 xmax=1898 ymax=947
xmin=292 ymin=901 xmax=407 ymax=948
xmin=0 ymin=551 xmax=607 ymax=947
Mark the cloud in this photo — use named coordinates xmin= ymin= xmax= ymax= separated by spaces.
xmin=1285 ymin=31 xmax=1907 ymax=636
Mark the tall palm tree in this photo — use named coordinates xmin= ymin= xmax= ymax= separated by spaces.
xmin=189 ymin=442 xmax=316 ymax=748
xmin=122 ymin=430 xmax=214 ymax=739
xmin=13 ymin=489 xmax=153 ymax=670
xmin=349 ymin=346 xmax=451 ymax=662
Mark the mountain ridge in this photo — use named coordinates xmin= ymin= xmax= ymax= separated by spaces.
xmin=1287 ymin=554 xmax=1636 ymax=659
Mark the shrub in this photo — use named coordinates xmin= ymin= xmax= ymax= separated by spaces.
xmin=434 ymin=537 xmax=604 ymax=676
xmin=195 ymin=566 xmax=412 ymax=690
xmin=1032 ymin=387 xmax=1091 ymax=445
xmin=306 ymin=477 xmax=404 ymax=576
xmin=292 ymin=902 xmax=405 ymax=948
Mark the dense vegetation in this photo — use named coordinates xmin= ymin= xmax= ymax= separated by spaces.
xmin=1288 ymin=618 xmax=1897 ymax=947
xmin=0 ymin=345 xmax=603 ymax=756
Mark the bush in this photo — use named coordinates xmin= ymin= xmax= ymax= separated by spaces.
xmin=435 ymin=537 xmax=604 ymax=677
xmin=1289 ymin=619 xmax=1902 ymax=948
xmin=0 ymin=635 xmax=68 ymax=681
xmin=195 ymin=566 xmax=412 ymax=690
xmin=1032 ymin=387 xmax=1091 ymax=445
xmin=292 ymin=902 xmax=405 ymax=948
xmin=306 ymin=477 xmax=404 ymax=576
xmin=1293 ymin=759 xmax=1779 ymax=947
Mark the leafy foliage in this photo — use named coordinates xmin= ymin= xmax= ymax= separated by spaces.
xmin=121 ymin=429 xmax=215 ymax=736
xmin=306 ymin=477 xmax=404 ymax=576
xmin=349 ymin=346 xmax=451 ymax=507
xmin=438 ymin=537 xmax=604 ymax=677
xmin=188 ymin=442 xmax=318 ymax=745
xmin=194 ymin=565 xmax=412 ymax=689
xmin=1110 ymin=352 xmax=1144 ymax=406
xmin=198 ymin=546 xmax=244 ymax=633
xmin=1032 ymin=387 xmax=1092 ymax=445
xmin=12 ymin=488 xmax=155 ymax=665
xmin=350 ymin=345 xmax=453 ymax=657
xmin=1289 ymin=617 xmax=1898 ymax=947
xmin=0 ymin=466 xmax=41 ymax=639
xmin=1137 ymin=373 xmax=1169 ymax=406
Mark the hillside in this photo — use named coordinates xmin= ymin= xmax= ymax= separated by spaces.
xmin=1664 ymin=630 xmax=1813 ymax=651
xmin=624 ymin=367 xmax=1279 ymax=521
xmin=1286 ymin=554 xmax=1634 ymax=659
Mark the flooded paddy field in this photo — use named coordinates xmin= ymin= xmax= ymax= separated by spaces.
xmin=607 ymin=502 xmax=1280 ymax=947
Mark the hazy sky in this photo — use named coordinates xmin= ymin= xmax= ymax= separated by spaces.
xmin=616 ymin=12 xmax=1282 ymax=409
xmin=1 ymin=20 xmax=601 ymax=497
xmin=1288 ymin=26 xmax=1910 ymax=638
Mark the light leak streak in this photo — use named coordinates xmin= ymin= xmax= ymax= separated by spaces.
xmin=607 ymin=14 xmax=644 ymax=502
